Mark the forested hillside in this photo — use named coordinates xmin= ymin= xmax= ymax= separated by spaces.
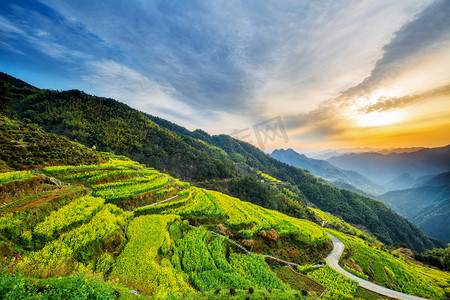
xmin=0 ymin=115 xmax=106 ymax=171
xmin=13 ymin=89 xmax=235 ymax=181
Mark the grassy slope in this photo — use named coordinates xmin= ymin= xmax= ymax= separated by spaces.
xmin=308 ymin=206 xmax=379 ymax=244
xmin=313 ymin=208 xmax=449 ymax=298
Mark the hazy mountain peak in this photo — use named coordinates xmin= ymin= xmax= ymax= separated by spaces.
xmin=328 ymin=145 xmax=450 ymax=185
xmin=271 ymin=148 xmax=385 ymax=196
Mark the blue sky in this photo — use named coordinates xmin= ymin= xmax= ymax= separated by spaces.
xmin=1 ymin=0 xmax=449 ymax=151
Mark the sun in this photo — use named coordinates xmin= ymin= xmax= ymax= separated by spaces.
xmin=344 ymin=89 xmax=405 ymax=128
xmin=355 ymin=110 xmax=402 ymax=127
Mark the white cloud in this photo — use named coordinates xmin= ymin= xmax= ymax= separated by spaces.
xmin=0 ymin=15 xmax=26 ymax=35
xmin=0 ymin=14 xmax=91 ymax=63
xmin=39 ymin=1 xmax=433 ymax=121
xmin=81 ymin=60 xmax=197 ymax=117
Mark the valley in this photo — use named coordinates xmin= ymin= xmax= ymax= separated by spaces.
xmin=273 ymin=147 xmax=450 ymax=244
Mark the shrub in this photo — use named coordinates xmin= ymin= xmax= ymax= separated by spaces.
xmin=230 ymin=287 xmax=236 ymax=295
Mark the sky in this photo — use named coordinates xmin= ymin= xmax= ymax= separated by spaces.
xmin=1 ymin=0 xmax=449 ymax=152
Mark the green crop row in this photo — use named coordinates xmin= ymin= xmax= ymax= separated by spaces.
xmin=189 ymin=269 xmax=252 ymax=293
xmin=175 ymin=226 xmax=216 ymax=274
xmin=208 ymin=236 xmax=233 ymax=273
xmin=91 ymin=175 xmax=159 ymax=190
xmin=173 ymin=226 xmax=289 ymax=293
xmin=42 ymin=158 xmax=141 ymax=174
xmin=154 ymin=186 xmax=175 ymax=196
xmin=18 ymin=204 xmax=132 ymax=276
xmin=165 ymin=188 xmax=226 ymax=217
xmin=0 ymin=171 xmax=33 ymax=184
xmin=134 ymin=196 xmax=188 ymax=215
xmin=230 ymin=252 xmax=289 ymax=290
xmin=62 ymin=169 xmax=113 ymax=180
xmin=86 ymin=169 xmax=157 ymax=183
xmin=308 ymin=265 xmax=358 ymax=299
xmin=92 ymin=176 xmax=170 ymax=201
xmin=33 ymin=195 xmax=105 ymax=240
xmin=342 ymin=265 xmax=369 ymax=280
xmin=44 ymin=157 xmax=158 ymax=185
xmin=153 ymin=187 xmax=328 ymax=243
xmin=111 ymin=214 xmax=192 ymax=298
xmin=257 ymin=171 xmax=282 ymax=183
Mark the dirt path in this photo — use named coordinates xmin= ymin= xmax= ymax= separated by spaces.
xmin=133 ymin=194 xmax=179 ymax=212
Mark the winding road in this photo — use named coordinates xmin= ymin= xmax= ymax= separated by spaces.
xmin=326 ymin=234 xmax=428 ymax=300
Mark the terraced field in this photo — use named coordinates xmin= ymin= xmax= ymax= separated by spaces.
xmin=0 ymin=156 xmax=326 ymax=298
xmin=41 ymin=156 xmax=183 ymax=209
xmin=145 ymin=186 xmax=329 ymax=243
xmin=1 ymin=154 xmax=449 ymax=299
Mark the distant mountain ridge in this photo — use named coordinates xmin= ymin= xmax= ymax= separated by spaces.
xmin=327 ymin=145 xmax=450 ymax=185
xmin=308 ymin=147 xmax=425 ymax=160
xmin=386 ymin=171 xmax=450 ymax=191
xmin=378 ymin=171 xmax=450 ymax=243
xmin=376 ymin=147 xmax=426 ymax=155
xmin=270 ymin=148 xmax=384 ymax=195
xmin=272 ymin=149 xmax=450 ymax=243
